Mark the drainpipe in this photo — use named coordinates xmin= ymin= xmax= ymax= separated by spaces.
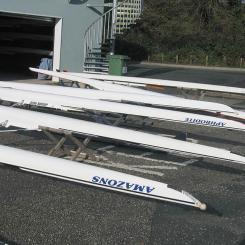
xmin=110 ymin=0 xmax=118 ymax=55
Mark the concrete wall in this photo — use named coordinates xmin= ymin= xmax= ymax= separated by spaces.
xmin=0 ymin=0 xmax=103 ymax=71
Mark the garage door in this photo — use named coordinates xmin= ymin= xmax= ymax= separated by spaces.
xmin=0 ymin=13 xmax=56 ymax=77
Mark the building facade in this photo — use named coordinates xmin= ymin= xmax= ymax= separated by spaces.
xmin=0 ymin=0 xmax=103 ymax=72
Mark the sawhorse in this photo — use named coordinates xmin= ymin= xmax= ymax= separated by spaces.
xmin=39 ymin=126 xmax=93 ymax=161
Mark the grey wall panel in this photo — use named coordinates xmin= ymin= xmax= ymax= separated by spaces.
xmin=0 ymin=0 xmax=104 ymax=71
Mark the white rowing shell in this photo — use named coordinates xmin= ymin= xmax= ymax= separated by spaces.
xmin=68 ymin=72 xmax=245 ymax=95
xmin=26 ymin=70 xmax=237 ymax=114
xmin=0 ymin=87 xmax=244 ymax=131
xmin=0 ymin=145 xmax=205 ymax=209
xmin=30 ymin=67 xmax=159 ymax=95
xmin=0 ymin=105 xmax=244 ymax=165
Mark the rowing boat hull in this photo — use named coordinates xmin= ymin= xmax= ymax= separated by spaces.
xmin=68 ymin=72 xmax=245 ymax=95
xmin=25 ymin=70 xmax=236 ymax=114
xmin=0 ymin=105 xmax=244 ymax=164
xmin=0 ymin=87 xmax=244 ymax=131
xmin=0 ymin=145 xmax=205 ymax=209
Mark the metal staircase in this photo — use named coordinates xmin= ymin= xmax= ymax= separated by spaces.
xmin=83 ymin=0 xmax=143 ymax=74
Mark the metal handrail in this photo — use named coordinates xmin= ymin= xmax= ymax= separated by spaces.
xmin=83 ymin=0 xmax=143 ymax=68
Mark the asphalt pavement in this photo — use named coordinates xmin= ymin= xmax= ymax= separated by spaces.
xmin=0 ymin=65 xmax=245 ymax=245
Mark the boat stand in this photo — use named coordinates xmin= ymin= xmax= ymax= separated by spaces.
xmin=55 ymin=69 xmax=80 ymax=88
xmin=177 ymin=88 xmax=206 ymax=100
xmin=58 ymin=80 xmax=80 ymax=88
xmin=177 ymin=87 xmax=244 ymax=101
xmin=39 ymin=126 xmax=94 ymax=161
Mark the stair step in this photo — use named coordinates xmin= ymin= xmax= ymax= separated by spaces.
xmin=101 ymin=38 xmax=115 ymax=41
xmin=116 ymin=16 xmax=140 ymax=21
xmin=99 ymin=41 xmax=111 ymax=45
xmin=88 ymin=51 xmax=108 ymax=55
xmin=117 ymin=4 xmax=141 ymax=8
xmin=92 ymin=47 xmax=109 ymax=50
xmin=83 ymin=66 xmax=109 ymax=71
xmin=117 ymin=9 xmax=141 ymax=13
xmin=84 ymin=61 xmax=109 ymax=67
xmin=83 ymin=70 xmax=108 ymax=75
xmin=92 ymin=47 xmax=110 ymax=52
xmin=83 ymin=0 xmax=143 ymax=75
xmin=85 ymin=57 xmax=109 ymax=61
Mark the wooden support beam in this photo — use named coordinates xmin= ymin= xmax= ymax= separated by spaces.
xmin=39 ymin=126 xmax=93 ymax=161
